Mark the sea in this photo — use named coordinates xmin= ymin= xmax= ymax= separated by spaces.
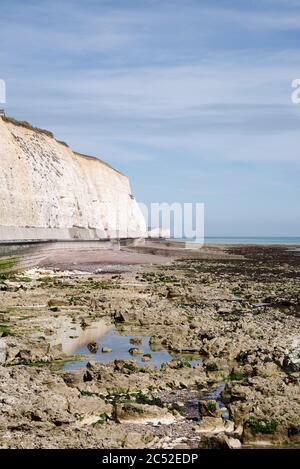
xmin=172 ymin=237 xmax=300 ymax=245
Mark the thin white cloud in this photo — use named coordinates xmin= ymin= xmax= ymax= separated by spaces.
xmin=2 ymin=2 xmax=300 ymax=166
xmin=9 ymin=52 xmax=300 ymax=114
xmin=2 ymin=1 xmax=300 ymax=61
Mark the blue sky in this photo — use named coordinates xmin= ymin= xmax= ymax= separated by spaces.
xmin=1 ymin=0 xmax=300 ymax=236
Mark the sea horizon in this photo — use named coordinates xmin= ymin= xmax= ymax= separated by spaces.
xmin=171 ymin=236 xmax=300 ymax=245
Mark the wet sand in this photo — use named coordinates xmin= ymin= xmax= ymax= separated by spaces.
xmin=38 ymin=241 xmax=243 ymax=272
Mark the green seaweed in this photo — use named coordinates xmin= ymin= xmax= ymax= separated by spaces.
xmin=0 ymin=257 xmax=20 ymax=279
xmin=228 ymin=371 xmax=246 ymax=381
xmin=80 ymin=390 xmax=95 ymax=397
xmin=87 ymin=280 xmax=121 ymax=290
xmin=123 ymin=363 xmax=137 ymax=372
xmin=93 ymin=412 xmax=109 ymax=426
xmin=205 ymin=362 xmax=219 ymax=372
xmin=206 ymin=400 xmax=217 ymax=413
xmin=0 ymin=324 xmax=13 ymax=337
xmin=246 ymin=417 xmax=278 ymax=435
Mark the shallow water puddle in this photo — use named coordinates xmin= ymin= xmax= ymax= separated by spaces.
xmin=63 ymin=323 xmax=202 ymax=371
xmin=183 ymin=384 xmax=229 ymax=421
xmin=154 ymin=384 xmax=229 ymax=422
xmin=49 ymin=319 xmax=113 ymax=355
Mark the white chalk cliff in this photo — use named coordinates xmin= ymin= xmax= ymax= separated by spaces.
xmin=0 ymin=116 xmax=146 ymax=241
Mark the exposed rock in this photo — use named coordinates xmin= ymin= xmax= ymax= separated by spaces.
xmin=48 ymin=299 xmax=69 ymax=308
xmin=70 ymin=395 xmax=112 ymax=418
xmin=142 ymin=354 xmax=152 ymax=362
xmin=0 ymin=339 xmax=7 ymax=364
xmin=194 ymin=417 xmax=235 ymax=435
xmin=129 ymin=347 xmax=144 ymax=355
xmin=198 ymin=399 xmax=222 ymax=417
xmin=166 ymin=287 xmax=182 ymax=300
xmin=87 ymin=342 xmax=99 ymax=354
xmin=0 ymin=245 xmax=299 ymax=448
xmin=130 ymin=338 xmax=143 ymax=345
xmin=80 ymin=319 xmax=88 ymax=329
xmin=114 ymin=402 xmax=177 ymax=425
xmin=199 ymin=434 xmax=241 ymax=449
xmin=122 ymin=431 xmax=155 ymax=449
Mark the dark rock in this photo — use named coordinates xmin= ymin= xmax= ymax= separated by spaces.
xmin=87 ymin=342 xmax=99 ymax=354
xmin=130 ymin=338 xmax=142 ymax=345
xmin=129 ymin=347 xmax=143 ymax=355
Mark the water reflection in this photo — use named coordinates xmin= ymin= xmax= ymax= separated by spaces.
xmin=52 ymin=319 xmax=113 ymax=355
xmin=63 ymin=325 xmax=202 ymax=371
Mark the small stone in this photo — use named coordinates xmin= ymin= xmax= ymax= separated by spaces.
xmin=226 ymin=437 xmax=242 ymax=449
xmin=81 ymin=319 xmax=88 ymax=329
xmin=48 ymin=298 xmax=68 ymax=307
xmin=167 ymin=287 xmax=181 ymax=299
xmin=0 ymin=339 xmax=7 ymax=364
xmin=29 ymin=409 xmax=46 ymax=422
xmin=129 ymin=347 xmax=144 ymax=355
xmin=87 ymin=342 xmax=99 ymax=354
xmin=130 ymin=338 xmax=142 ymax=345
xmin=142 ymin=354 xmax=152 ymax=362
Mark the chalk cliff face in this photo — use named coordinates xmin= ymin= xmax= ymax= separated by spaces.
xmin=0 ymin=117 xmax=146 ymax=241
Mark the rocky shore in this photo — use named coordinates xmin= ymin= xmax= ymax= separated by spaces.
xmin=0 ymin=244 xmax=299 ymax=449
